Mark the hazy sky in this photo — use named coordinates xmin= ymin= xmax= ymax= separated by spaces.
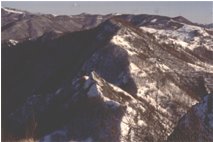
xmin=2 ymin=1 xmax=213 ymax=24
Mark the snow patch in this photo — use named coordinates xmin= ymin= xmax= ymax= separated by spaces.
xmin=129 ymin=62 xmax=149 ymax=77
xmin=126 ymin=105 xmax=137 ymax=116
xmin=50 ymin=14 xmax=58 ymax=17
xmin=138 ymin=120 xmax=147 ymax=127
xmin=120 ymin=106 xmax=137 ymax=137
xmin=83 ymin=76 xmax=93 ymax=89
xmin=151 ymin=19 xmax=157 ymax=23
xmin=9 ymin=39 xmax=19 ymax=46
xmin=178 ymin=24 xmax=209 ymax=37
xmin=129 ymin=63 xmax=141 ymax=74
xmin=140 ymin=27 xmax=157 ymax=34
xmin=111 ymin=33 xmax=137 ymax=56
xmin=157 ymin=63 xmax=171 ymax=72
xmin=120 ymin=118 xmax=129 ymax=136
xmin=113 ymin=13 xmax=121 ymax=16
xmin=111 ymin=35 xmax=131 ymax=49
xmin=41 ymin=130 xmax=67 ymax=142
xmin=169 ymin=38 xmax=188 ymax=48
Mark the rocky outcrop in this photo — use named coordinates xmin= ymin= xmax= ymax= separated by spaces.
xmin=40 ymin=72 xmax=133 ymax=142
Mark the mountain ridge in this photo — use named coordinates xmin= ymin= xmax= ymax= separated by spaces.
xmin=2 ymin=7 xmax=213 ymax=142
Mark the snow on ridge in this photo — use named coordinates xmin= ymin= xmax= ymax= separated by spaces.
xmin=113 ymin=13 xmax=121 ymax=16
xmin=111 ymin=35 xmax=136 ymax=56
xmin=2 ymin=7 xmax=24 ymax=14
xmin=140 ymin=27 xmax=157 ymax=34
xmin=110 ymin=30 xmax=139 ymax=56
xmin=85 ymin=72 xmax=125 ymax=108
xmin=9 ymin=39 xmax=19 ymax=45
xmin=50 ymin=14 xmax=58 ymax=17
xmin=178 ymin=24 xmax=209 ymax=37
xmin=140 ymin=24 xmax=212 ymax=50
xmin=111 ymin=35 xmax=131 ymax=49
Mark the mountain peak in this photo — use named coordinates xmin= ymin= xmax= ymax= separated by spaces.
xmin=172 ymin=16 xmax=193 ymax=24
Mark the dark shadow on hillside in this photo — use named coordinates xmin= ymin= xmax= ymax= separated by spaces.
xmin=39 ymin=94 xmax=126 ymax=142
xmin=2 ymin=18 xmax=136 ymax=141
xmin=81 ymin=42 xmax=138 ymax=96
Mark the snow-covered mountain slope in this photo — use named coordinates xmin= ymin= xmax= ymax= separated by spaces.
xmin=78 ymin=18 xmax=212 ymax=141
xmin=139 ymin=24 xmax=213 ymax=72
xmin=116 ymin=14 xmax=213 ymax=64
xmin=2 ymin=9 xmax=213 ymax=142
xmin=168 ymin=94 xmax=213 ymax=142
xmin=140 ymin=24 xmax=212 ymax=51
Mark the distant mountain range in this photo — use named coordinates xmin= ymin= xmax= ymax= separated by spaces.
xmin=2 ymin=7 xmax=213 ymax=142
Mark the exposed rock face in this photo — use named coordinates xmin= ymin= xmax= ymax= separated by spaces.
xmin=2 ymin=8 xmax=213 ymax=142
xmin=168 ymin=94 xmax=213 ymax=142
